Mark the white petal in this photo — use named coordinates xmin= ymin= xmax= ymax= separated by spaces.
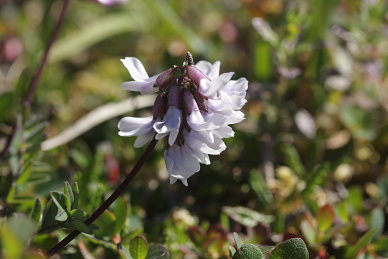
xmin=122 ymin=75 xmax=159 ymax=94
xmin=169 ymin=176 xmax=177 ymax=184
xmin=121 ymin=57 xmax=149 ymax=81
xmin=168 ymin=128 xmax=179 ymax=146
xmin=153 ymin=107 xmax=182 ymax=145
xmin=195 ymin=61 xmax=221 ymax=79
xmin=187 ymin=110 xmax=220 ymax=131
xmin=186 ymin=131 xmax=224 ymax=155
xmin=225 ymin=111 xmax=245 ymax=124
xmin=230 ymin=95 xmax=247 ymax=110
xmin=118 ymin=116 xmax=154 ymax=136
xmin=218 ymin=72 xmax=234 ymax=82
xmin=134 ymin=132 xmax=154 ymax=148
xmin=207 ymin=98 xmax=233 ymax=115
xmin=164 ymin=145 xmax=201 ymax=180
xmin=213 ymin=125 xmax=235 ymax=138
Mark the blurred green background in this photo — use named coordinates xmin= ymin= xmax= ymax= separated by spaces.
xmin=1 ymin=0 xmax=388 ymax=258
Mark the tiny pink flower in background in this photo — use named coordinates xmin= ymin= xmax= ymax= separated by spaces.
xmin=92 ymin=0 xmax=128 ymax=6
xmin=118 ymin=53 xmax=248 ymax=186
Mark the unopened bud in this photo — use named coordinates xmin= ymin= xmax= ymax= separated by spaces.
xmin=187 ymin=65 xmax=209 ymax=86
xmin=153 ymin=94 xmax=167 ymax=119
xmin=168 ymin=84 xmax=181 ymax=108
xmin=155 ymin=68 xmax=177 ymax=90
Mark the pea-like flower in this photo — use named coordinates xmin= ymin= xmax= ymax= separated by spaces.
xmin=118 ymin=53 xmax=248 ymax=186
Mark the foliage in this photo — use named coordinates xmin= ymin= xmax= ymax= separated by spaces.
xmin=1 ymin=0 xmax=388 ymax=258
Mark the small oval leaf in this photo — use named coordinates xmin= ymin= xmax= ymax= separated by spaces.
xmin=130 ymin=236 xmax=148 ymax=259
xmin=269 ymin=238 xmax=309 ymax=259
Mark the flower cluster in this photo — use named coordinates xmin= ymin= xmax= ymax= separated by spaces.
xmin=118 ymin=53 xmax=248 ymax=186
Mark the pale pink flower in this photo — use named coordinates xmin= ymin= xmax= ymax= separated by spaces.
xmin=118 ymin=53 xmax=248 ymax=186
xmin=92 ymin=0 xmax=128 ymax=6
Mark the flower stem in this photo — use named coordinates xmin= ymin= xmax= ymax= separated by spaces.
xmin=46 ymin=138 xmax=158 ymax=257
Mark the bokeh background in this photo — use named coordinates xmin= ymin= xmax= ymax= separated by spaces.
xmin=1 ymin=0 xmax=388 ymax=258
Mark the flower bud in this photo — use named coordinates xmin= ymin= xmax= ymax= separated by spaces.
xmin=155 ymin=68 xmax=176 ymax=90
xmin=168 ymin=84 xmax=181 ymax=108
xmin=152 ymin=94 xmax=167 ymax=119
xmin=187 ymin=65 xmax=209 ymax=86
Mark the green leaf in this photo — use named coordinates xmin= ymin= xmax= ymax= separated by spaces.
xmin=250 ymin=170 xmax=274 ymax=207
xmin=223 ymin=206 xmax=274 ymax=228
xmin=340 ymin=104 xmax=377 ymax=141
xmin=41 ymin=201 xmax=59 ymax=229
xmin=300 ymin=220 xmax=317 ymax=246
xmin=316 ymin=204 xmax=335 ymax=232
xmin=118 ymin=243 xmax=134 ymax=259
xmin=29 ymin=198 xmax=43 ymax=224
xmin=302 ymin=163 xmax=330 ymax=197
xmin=229 ymin=247 xmax=237 ymax=257
xmin=259 ymin=245 xmax=275 ymax=254
xmin=345 ymin=229 xmax=378 ymax=259
xmin=370 ymin=208 xmax=384 ymax=239
xmin=233 ymin=232 xmax=243 ymax=250
xmin=348 ymin=186 xmax=363 ymax=213
xmin=254 ymin=42 xmax=273 ymax=81
xmin=70 ymin=209 xmax=88 ymax=220
xmin=114 ymin=198 xmax=128 ymax=235
xmin=282 ymin=145 xmax=305 ymax=178
xmin=94 ymin=210 xmax=116 ymax=238
xmin=130 ymin=236 xmax=149 ymax=259
xmin=73 ymin=182 xmax=79 ymax=209
xmin=64 ymin=181 xmax=74 ymax=211
xmin=146 ymin=245 xmax=169 ymax=259
xmin=233 ymin=244 xmax=264 ymax=259
xmin=55 ymin=210 xmax=68 ymax=222
xmin=375 ymin=236 xmax=388 ymax=257
xmin=50 ymin=191 xmax=67 ymax=212
xmin=50 ymin=13 xmax=143 ymax=63
xmin=68 ymin=219 xmax=93 ymax=234
xmin=269 ymin=238 xmax=309 ymax=259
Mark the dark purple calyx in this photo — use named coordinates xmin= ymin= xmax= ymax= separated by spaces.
xmin=183 ymin=90 xmax=194 ymax=115
xmin=152 ymin=93 xmax=167 ymax=119
xmin=167 ymin=84 xmax=181 ymax=108
xmin=191 ymin=88 xmax=208 ymax=112
xmin=155 ymin=68 xmax=177 ymax=90
xmin=187 ymin=65 xmax=210 ymax=86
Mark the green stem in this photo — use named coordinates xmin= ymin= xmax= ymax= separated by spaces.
xmin=46 ymin=138 xmax=158 ymax=257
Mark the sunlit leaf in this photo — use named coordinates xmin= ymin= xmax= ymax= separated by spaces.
xmin=268 ymin=238 xmax=309 ymax=259
xmin=130 ymin=236 xmax=149 ymax=259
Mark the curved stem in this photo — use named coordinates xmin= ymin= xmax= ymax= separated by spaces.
xmin=46 ymin=138 xmax=158 ymax=257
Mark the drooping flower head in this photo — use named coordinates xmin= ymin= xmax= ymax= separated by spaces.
xmin=119 ymin=53 xmax=248 ymax=186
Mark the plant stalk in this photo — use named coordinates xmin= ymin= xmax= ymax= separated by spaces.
xmin=46 ymin=138 xmax=158 ymax=257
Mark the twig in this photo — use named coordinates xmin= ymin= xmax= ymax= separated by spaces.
xmin=46 ymin=137 xmax=158 ymax=257
xmin=41 ymin=95 xmax=155 ymax=150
